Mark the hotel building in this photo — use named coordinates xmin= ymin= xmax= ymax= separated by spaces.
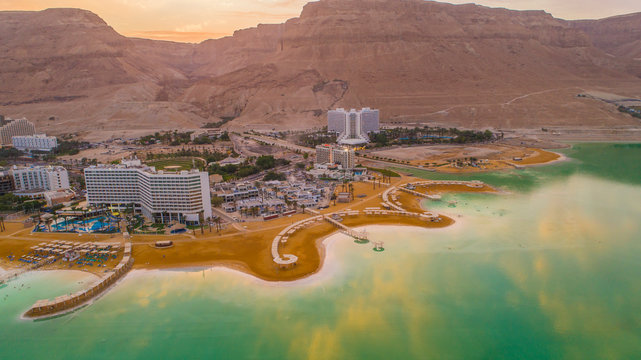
xmin=315 ymin=144 xmax=355 ymax=169
xmin=12 ymin=134 xmax=58 ymax=152
xmin=0 ymin=118 xmax=36 ymax=145
xmin=12 ymin=166 xmax=70 ymax=192
xmin=327 ymin=108 xmax=380 ymax=145
xmin=84 ymin=159 xmax=212 ymax=224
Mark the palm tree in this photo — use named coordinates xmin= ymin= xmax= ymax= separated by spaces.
xmin=45 ymin=217 xmax=53 ymax=233
xmin=51 ymin=214 xmax=59 ymax=232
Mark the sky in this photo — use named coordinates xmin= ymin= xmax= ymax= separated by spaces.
xmin=1 ymin=0 xmax=640 ymax=43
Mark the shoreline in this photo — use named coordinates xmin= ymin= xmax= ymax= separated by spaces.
xmin=132 ymin=217 xmax=454 ymax=283
xmin=121 ymin=223 xmax=459 ymax=287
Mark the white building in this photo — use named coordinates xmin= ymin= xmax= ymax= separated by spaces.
xmin=360 ymin=108 xmax=380 ymax=134
xmin=11 ymin=166 xmax=70 ymax=191
xmin=327 ymin=108 xmax=379 ymax=145
xmin=84 ymin=163 xmax=212 ymax=224
xmin=12 ymin=134 xmax=58 ymax=152
xmin=0 ymin=118 xmax=36 ymax=145
xmin=315 ymin=144 xmax=355 ymax=169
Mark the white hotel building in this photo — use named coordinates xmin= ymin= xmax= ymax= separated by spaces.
xmin=12 ymin=165 xmax=70 ymax=192
xmin=327 ymin=108 xmax=380 ymax=145
xmin=12 ymin=134 xmax=58 ymax=152
xmin=84 ymin=159 xmax=212 ymax=225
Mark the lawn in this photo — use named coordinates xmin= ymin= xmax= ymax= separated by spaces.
xmin=146 ymin=157 xmax=206 ymax=171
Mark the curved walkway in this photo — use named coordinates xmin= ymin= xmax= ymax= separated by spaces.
xmin=24 ymin=241 xmax=134 ymax=319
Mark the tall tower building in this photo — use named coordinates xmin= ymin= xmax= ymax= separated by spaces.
xmin=327 ymin=108 xmax=379 ymax=145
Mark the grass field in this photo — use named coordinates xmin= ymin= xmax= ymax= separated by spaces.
xmin=146 ymin=157 xmax=206 ymax=171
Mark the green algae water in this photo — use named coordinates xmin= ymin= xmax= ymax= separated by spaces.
xmin=1 ymin=143 xmax=641 ymax=359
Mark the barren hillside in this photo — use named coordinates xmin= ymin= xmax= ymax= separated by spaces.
xmin=1 ymin=0 xmax=641 ymax=140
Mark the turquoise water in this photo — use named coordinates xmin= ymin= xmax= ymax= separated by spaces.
xmin=2 ymin=143 xmax=641 ymax=359
xmin=36 ymin=216 xmax=118 ymax=233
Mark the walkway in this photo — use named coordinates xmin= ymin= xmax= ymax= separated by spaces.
xmin=271 ymin=215 xmax=325 ymax=268
xmin=23 ymin=240 xmax=134 ymax=319
xmin=382 ymin=186 xmax=405 ymax=211
xmin=397 ymin=186 xmax=442 ymax=200
xmin=322 ymin=213 xmax=368 ymax=241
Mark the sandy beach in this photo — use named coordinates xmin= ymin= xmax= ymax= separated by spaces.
xmin=365 ymin=144 xmax=563 ymax=173
xmin=0 ymin=177 xmax=499 ymax=283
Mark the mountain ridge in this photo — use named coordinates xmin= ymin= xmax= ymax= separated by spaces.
xmin=1 ymin=1 xmax=640 ymax=139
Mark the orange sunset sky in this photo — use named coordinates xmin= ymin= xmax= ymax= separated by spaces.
xmin=1 ymin=0 xmax=640 ymax=43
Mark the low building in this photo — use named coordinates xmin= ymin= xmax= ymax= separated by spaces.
xmin=236 ymin=198 xmax=287 ymax=215
xmin=43 ymin=189 xmax=75 ymax=207
xmin=12 ymin=134 xmax=58 ymax=152
xmin=209 ymin=174 xmax=224 ymax=184
xmin=218 ymin=156 xmax=245 ymax=166
xmin=190 ymin=128 xmax=223 ymax=141
xmin=337 ymin=192 xmax=351 ymax=203
xmin=216 ymin=183 xmax=259 ymax=203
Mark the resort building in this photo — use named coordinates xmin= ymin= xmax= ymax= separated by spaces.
xmin=12 ymin=134 xmax=58 ymax=152
xmin=0 ymin=169 xmax=15 ymax=195
xmin=11 ymin=166 xmax=70 ymax=192
xmin=327 ymin=108 xmax=380 ymax=145
xmin=84 ymin=161 xmax=212 ymax=224
xmin=0 ymin=117 xmax=36 ymax=145
xmin=315 ymin=144 xmax=333 ymax=164
xmin=332 ymin=147 xmax=356 ymax=169
xmin=315 ymin=144 xmax=355 ymax=169
xmin=215 ymin=182 xmax=260 ymax=203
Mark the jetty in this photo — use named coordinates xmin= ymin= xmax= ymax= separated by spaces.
xmin=398 ymin=185 xmax=442 ymax=200
xmin=322 ymin=212 xmax=368 ymax=242
xmin=23 ymin=241 xmax=134 ymax=319
xmin=269 ymin=207 xmax=445 ymax=269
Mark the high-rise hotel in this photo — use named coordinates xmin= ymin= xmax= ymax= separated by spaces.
xmin=327 ymin=108 xmax=380 ymax=145
xmin=0 ymin=117 xmax=36 ymax=145
xmin=84 ymin=159 xmax=212 ymax=225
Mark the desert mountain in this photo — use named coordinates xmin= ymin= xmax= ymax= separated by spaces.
xmin=573 ymin=12 xmax=641 ymax=60
xmin=1 ymin=0 xmax=640 ymax=140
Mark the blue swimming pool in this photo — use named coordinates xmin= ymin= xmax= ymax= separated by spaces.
xmin=36 ymin=216 xmax=119 ymax=233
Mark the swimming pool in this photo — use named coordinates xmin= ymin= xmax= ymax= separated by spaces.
xmin=36 ymin=216 xmax=120 ymax=233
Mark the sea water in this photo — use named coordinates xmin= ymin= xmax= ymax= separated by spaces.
xmin=1 ymin=143 xmax=640 ymax=359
